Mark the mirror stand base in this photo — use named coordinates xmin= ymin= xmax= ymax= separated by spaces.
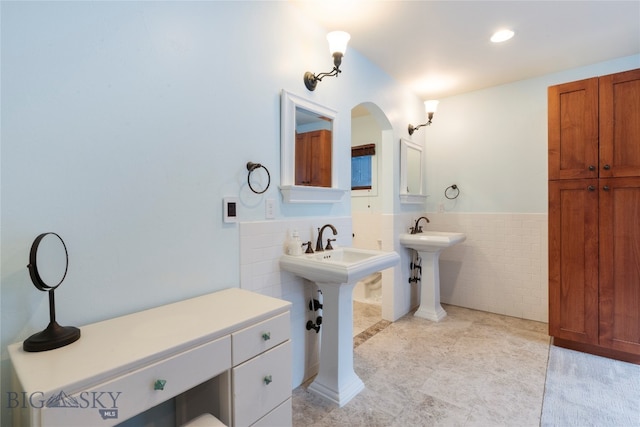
xmin=23 ymin=321 xmax=80 ymax=352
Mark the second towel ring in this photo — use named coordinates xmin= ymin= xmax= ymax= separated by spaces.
xmin=445 ymin=184 xmax=460 ymax=200
xmin=246 ymin=162 xmax=271 ymax=194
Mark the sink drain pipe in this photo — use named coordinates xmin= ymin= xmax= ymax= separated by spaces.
xmin=409 ymin=250 xmax=422 ymax=284
xmin=307 ymin=289 xmax=323 ymax=333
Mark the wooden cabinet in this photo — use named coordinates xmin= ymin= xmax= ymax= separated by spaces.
xmin=548 ymin=68 xmax=640 ymax=363
xmin=548 ymin=77 xmax=599 ymax=180
xmin=548 ymin=179 xmax=599 ymax=345
xmin=599 ymin=69 xmax=640 ymax=178
xmin=599 ymin=177 xmax=640 ymax=355
xmin=295 ymin=130 xmax=332 ymax=187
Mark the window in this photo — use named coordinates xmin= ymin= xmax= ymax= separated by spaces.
xmin=351 ymin=144 xmax=375 ymax=190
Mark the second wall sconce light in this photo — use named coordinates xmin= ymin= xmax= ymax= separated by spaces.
xmin=408 ymin=100 xmax=439 ymax=135
xmin=304 ymin=31 xmax=351 ymax=91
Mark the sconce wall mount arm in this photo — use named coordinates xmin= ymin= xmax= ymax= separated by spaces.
xmin=408 ymin=100 xmax=439 ymax=135
xmin=408 ymin=112 xmax=435 ymax=135
xmin=304 ymin=53 xmax=343 ymax=91
xmin=304 ymin=31 xmax=350 ymax=91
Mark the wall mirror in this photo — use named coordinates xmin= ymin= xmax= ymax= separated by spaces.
xmin=280 ymin=90 xmax=346 ymax=203
xmin=400 ymin=138 xmax=427 ymax=204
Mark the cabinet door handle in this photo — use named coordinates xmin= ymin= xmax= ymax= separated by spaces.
xmin=154 ymin=379 xmax=167 ymax=391
xmin=588 ymin=165 xmax=596 ymax=171
xmin=262 ymin=332 xmax=271 ymax=341
xmin=263 ymin=375 xmax=273 ymax=385
xmin=587 ymin=185 xmax=595 ymax=191
xmin=603 ymin=164 xmax=611 ymax=170
xmin=603 ymin=186 xmax=610 ymax=191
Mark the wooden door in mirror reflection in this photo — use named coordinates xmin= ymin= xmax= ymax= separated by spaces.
xmin=295 ymin=130 xmax=332 ymax=187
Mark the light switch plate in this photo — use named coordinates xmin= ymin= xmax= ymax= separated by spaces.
xmin=223 ymin=197 xmax=239 ymax=223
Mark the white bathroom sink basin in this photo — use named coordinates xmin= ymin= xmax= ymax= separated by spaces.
xmin=280 ymin=247 xmax=399 ymax=284
xmin=399 ymin=231 xmax=466 ymax=253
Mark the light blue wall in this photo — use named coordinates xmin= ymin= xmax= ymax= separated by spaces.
xmin=425 ymin=54 xmax=640 ymax=213
xmin=0 ymin=2 xmax=424 ymax=423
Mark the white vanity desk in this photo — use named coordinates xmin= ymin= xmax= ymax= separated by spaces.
xmin=8 ymin=288 xmax=292 ymax=427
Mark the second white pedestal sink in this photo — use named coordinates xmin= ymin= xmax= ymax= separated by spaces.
xmin=400 ymin=231 xmax=466 ymax=321
xmin=280 ymin=247 xmax=399 ymax=407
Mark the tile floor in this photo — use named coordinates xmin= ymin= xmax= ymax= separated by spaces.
xmin=293 ymin=302 xmax=550 ymax=427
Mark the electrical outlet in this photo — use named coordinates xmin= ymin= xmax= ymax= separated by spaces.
xmin=265 ymin=198 xmax=275 ymax=219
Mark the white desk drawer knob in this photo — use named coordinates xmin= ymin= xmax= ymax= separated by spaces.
xmin=154 ymin=379 xmax=167 ymax=390
xmin=263 ymin=375 xmax=273 ymax=385
xmin=262 ymin=332 xmax=271 ymax=341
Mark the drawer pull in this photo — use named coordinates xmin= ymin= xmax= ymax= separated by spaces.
xmin=154 ymin=379 xmax=167 ymax=391
xmin=263 ymin=375 xmax=273 ymax=385
xmin=262 ymin=332 xmax=271 ymax=341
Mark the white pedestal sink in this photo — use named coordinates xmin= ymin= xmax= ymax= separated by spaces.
xmin=399 ymin=231 xmax=466 ymax=321
xmin=280 ymin=247 xmax=399 ymax=406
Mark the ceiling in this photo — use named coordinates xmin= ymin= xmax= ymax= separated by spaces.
xmin=292 ymin=1 xmax=640 ymax=100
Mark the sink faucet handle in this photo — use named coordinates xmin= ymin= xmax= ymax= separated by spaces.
xmin=303 ymin=241 xmax=314 ymax=254
xmin=325 ymin=238 xmax=336 ymax=250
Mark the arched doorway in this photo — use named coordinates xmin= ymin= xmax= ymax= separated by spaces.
xmin=350 ymin=102 xmax=395 ymax=333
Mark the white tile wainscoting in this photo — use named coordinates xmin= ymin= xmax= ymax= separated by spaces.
xmin=239 ymin=212 xmax=548 ymax=324
xmin=428 ymin=212 xmax=548 ymax=323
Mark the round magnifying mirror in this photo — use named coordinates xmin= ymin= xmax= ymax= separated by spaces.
xmin=28 ymin=233 xmax=68 ymax=291
xmin=24 ymin=232 xmax=80 ymax=352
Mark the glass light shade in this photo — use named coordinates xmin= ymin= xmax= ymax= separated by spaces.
xmin=424 ymin=100 xmax=439 ymax=114
xmin=327 ymin=31 xmax=351 ymax=55
xmin=490 ymin=29 xmax=514 ymax=43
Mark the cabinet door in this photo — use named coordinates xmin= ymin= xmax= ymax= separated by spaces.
xmin=549 ymin=179 xmax=599 ymax=344
xmin=599 ymin=177 xmax=640 ymax=354
xmin=599 ymin=69 xmax=640 ymax=178
xmin=548 ymin=77 xmax=599 ymax=180
xmin=295 ymin=130 xmax=332 ymax=187
xmin=307 ymin=130 xmax=332 ymax=187
xmin=295 ymin=133 xmax=311 ymax=185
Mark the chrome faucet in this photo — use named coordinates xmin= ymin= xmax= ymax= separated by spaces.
xmin=411 ymin=216 xmax=430 ymax=234
xmin=316 ymin=224 xmax=337 ymax=252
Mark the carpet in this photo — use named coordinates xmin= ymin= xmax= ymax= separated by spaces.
xmin=541 ymin=345 xmax=640 ymax=426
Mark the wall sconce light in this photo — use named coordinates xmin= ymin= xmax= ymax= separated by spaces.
xmin=304 ymin=31 xmax=351 ymax=91
xmin=408 ymin=100 xmax=439 ymax=135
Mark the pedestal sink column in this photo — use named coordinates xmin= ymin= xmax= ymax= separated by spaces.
xmin=308 ymin=281 xmax=364 ymax=407
xmin=399 ymin=231 xmax=466 ymax=322
xmin=414 ymin=251 xmax=447 ymax=321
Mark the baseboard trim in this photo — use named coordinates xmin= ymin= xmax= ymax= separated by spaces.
xmin=552 ymin=337 xmax=640 ymax=365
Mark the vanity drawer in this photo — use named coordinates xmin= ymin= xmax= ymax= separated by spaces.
xmin=232 ymin=312 xmax=290 ymax=365
xmin=41 ymin=336 xmax=231 ymax=427
xmin=232 ymin=340 xmax=291 ymax=427
xmin=252 ymin=398 xmax=292 ymax=427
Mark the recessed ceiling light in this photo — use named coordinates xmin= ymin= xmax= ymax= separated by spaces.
xmin=491 ymin=29 xmax=515 ymax=43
